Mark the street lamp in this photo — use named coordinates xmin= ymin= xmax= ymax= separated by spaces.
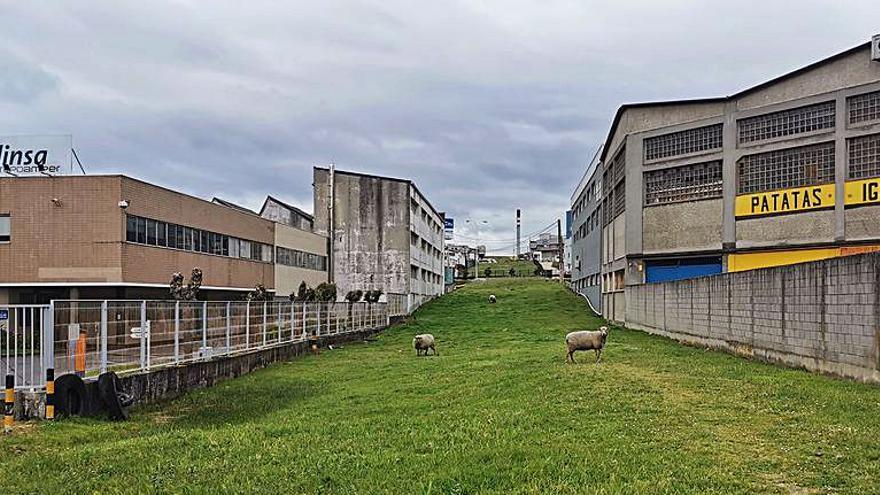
xmin=465 ymin=219 xmax=489 ymax=278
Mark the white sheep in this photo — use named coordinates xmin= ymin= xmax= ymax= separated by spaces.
xmin=488 ymin=294 xmax=497 ymax=304
xmin=413 ymin=334 xmax=437 ymax=356
xmin=565 ymin=326 xmax=609 ymax=364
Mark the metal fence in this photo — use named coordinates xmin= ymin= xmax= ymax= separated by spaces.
xmin=1 ymin=305 xmax=49 ymax=390
xmin=2 ymin=300 xmax=390 ymax=390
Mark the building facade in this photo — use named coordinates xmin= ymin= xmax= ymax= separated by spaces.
xmin=313 ymin=168 xmax=445 ymax=307
xmin=576 ymin=37 xmax=880 ymax=322
xmin=569 ymin=156 xmax=604 ymax=313
xmin=0 ymin=175 xmax=328 ymax=303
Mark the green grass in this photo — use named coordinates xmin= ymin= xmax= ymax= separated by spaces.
xmin=2 ymin=279 xmax=880 ymax=494
xmin=477 ymin=257 xmax=537 ymax=277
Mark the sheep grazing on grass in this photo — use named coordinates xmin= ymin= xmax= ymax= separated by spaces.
xmin=413 ymin=334 xmax=437 ymax=356
xmin=488 ymin=294 xmax=497 ymax=304
xmin=565 ymin=326 xmax=609 ymax=364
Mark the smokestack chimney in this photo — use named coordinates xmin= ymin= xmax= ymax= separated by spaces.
xmin=516 ymin=208 xmax=521 ymax=257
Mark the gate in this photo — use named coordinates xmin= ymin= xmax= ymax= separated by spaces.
xmin=1 ymin=304 xmax=52 ymax=390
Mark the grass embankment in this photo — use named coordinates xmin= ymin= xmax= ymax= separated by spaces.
xmin=477 ymin=256 xmax=537 ymax=277
xmin=2 ymin=279 xmax=879 ymax=493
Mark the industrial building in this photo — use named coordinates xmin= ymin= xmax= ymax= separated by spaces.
xmin=313 ymin=167 xmax=445 ymax=310
xmin=570 ymin=36 xmax=880 ymax=321
xmin=0 ymin=175 xmax=328 ymax=303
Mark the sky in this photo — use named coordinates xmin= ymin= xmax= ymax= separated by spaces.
xmin=0 ymin=1 xmax=877 ymax=254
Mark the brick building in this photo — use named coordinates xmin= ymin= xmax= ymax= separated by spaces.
xmin=0 ymin=175 xmax=328 ymax=303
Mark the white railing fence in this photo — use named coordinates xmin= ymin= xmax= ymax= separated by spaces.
xmin=2 ymin=300 xmax=390 ymax=390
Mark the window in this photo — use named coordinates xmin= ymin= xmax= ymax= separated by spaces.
xmin=644 ymin=124 xmax=722 ymax=161
xmin=738 ymin=101 xmax=835 ymax=144
xmin=644 ymin=161 xmax=723 ymax=205
xmin=136 ymin=217 xmax=147 ymax=244
xmin=0 ymin=214 xmax=9 ymax=242
xmin=125 ymin=214 xmax=271 ymax=263
xmin=126 ymin=215 xmax=137 ymax=242
xmin=848 ymin=133 xmax=880 ymax=180
xmin=848 ymin=90 xmax=880 ymax=125
xmin=276 ymin=246 xmax=327 ymax=271
xmin=737 ymin=142 xmax=835 ymax=194
xmin=157 ymin=222 xmax=167 ymax=247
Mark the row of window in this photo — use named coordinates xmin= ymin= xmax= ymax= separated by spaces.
xmin=644 ymin=124 xmax=723 ymax=161
xmin=643 ymin=90 xmax=880 ymax=164
xmin=573 ymin=207 xmax=602 ymax=242
xmin=645 ymin=161 xmax=722 ymax=205
xmin=126 ymin=215 xmax=273 ymax=263
xmin=276 ymin=246 xmax=327 ymax=271
xmin=738 ymin=100 xmax=836 ymax=144
xmin=643 ymin=133 xmax=880 ymax=202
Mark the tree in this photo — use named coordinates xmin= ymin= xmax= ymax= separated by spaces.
xmin=345 ymin=290 xmax=363 ymax=303
xmin=484 ymin=267 xmax=492 ymax=278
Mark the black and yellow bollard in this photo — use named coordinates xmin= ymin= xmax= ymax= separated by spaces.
xmin=4 ymin=374 xmax=13 ymax=435
xmin=45 ymin=369 xmax=55 ymax=421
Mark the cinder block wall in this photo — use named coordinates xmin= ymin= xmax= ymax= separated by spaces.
xmin=626 ymin=253 xmax=880 ymax=384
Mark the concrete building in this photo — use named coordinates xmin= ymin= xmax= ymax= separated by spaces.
xmin=569 ymin=154 xmax=604 ymax=312
xmin=529 ymin=233 xmax=560 ymax=262
xmin=576 ymin=36 xmax=880 ymax=322
xmin=0 ymin=175 xmax=328 ymax=303
xmin=312 ymin=168 xmax=445 ymax=307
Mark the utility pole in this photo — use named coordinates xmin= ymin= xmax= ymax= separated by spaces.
xmin=515 ymin=208 xmax=521 ymax=258
xmin=557 ymin=218 xmax=563 ymax=283
xmin=327 ymin=163 xmax=335 ymax=283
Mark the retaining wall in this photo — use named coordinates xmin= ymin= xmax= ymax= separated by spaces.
xmin=14 ymin=319 xmax=404 ymax=420
xmin=626 ymin=252 xmax=880 ymax=384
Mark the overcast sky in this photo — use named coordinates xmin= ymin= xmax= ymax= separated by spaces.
xmin=1 ymin=1 xmax=877 ymax=253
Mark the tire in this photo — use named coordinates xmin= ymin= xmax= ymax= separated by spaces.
xmin=54 ymin=374 xmax=86 ymax=417
xmin=97 ymin=372 xmax=129 ymax=421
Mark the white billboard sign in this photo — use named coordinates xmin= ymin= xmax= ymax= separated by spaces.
xmin=1 ymin=135 xmax=72 ymax=175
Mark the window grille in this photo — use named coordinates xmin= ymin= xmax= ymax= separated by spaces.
xmin=737 ymin=101 xmax=835 ymax=144
xmin=644 ymin=161 xmax=723 ymax=205
xmin=612 ymin=182 xmax=625 ymax=218
xmin=644 ymin=124 xmax=722 ymax=161
xmin=610 ymin=146 xmax=626 ymax=184
xmin=848 ymin=90 xmax=880 ymax=125
xmin=848 ymin=133 xmax=880 ymax=180
xmin=737 ymin=142 xmax=835 ymax=194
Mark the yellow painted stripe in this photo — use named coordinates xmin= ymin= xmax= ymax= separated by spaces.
xmin=844 ymin=178 xmax=880 ymax=206
xmin=4 ymin=390 xmax=12 ymax=402
xmin=735 ymin=184 xmax=835 ymax=218
xmin=46 ymin=382 xmax=54 ymax=394
xmin=728 ymin=248 xmax=841 ymax=272
xmin=46 ymin=405 xmax=54 ymax=419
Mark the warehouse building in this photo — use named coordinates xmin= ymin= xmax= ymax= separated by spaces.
xmin=313 ymin=167 xmax=445 ymax=310
xmin=571 ymin=36 xmax=880 ymax=322
xmin=0 ymin=175 xmax=328 ymax=303
xmin=569 ymin=152 xmax=604 ymax=312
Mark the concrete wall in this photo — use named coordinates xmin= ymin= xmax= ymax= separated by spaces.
xmin=626 ymin=252 xmax=880 ymax=384
xmin=736 ymin=210 xmax=836 ymax=249
xmin=643 ymin=199 xmax=722 ymax=253
xmin=313 ymin=168 xmax=411 ymax=296
xmin=274 ymin=223 xmax=328 ymax=297
xmin=846 ymin=206 xmax=880 ymax=240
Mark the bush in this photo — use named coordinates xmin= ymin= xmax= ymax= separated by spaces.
xmin=364 ymin=289 xmax=383 ymax=303
xmin=315 ymin=282 xmax=337 ymax=302
xmin=345 ymin=290 xmax=363 ymax=303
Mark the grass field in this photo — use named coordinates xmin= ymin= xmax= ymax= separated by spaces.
xmin=2 ymin=279 xmax=880 ymax=493
xmin=477 ymin=257 xmax=537 ymax=277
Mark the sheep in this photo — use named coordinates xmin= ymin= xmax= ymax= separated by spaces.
xmin=488 ymin=294 xmax=497 ymax=304
xmin=565 ymin=326 xmax=609 ymax=364
xmin=413 ymin=334 xmax=437 ymax=356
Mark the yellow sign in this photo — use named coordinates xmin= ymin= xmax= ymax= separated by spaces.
xmin=735 ymin=184 xmax=834 ymax=218
xmin=844 ymin=178 xmax=880 ymax=207
xmin=728 ymin=245 xmax=880 ymax=272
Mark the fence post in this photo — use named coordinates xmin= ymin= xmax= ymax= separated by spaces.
xmin=317 ymin=303 xmax=322 ymax=337
xmin=100 ymin=301 xmax=108 ymax=374
xmin=290 ymin=302 xmax=295 ymax=341
xmin=139 ymin=301 xmax=147 ymax=371
xmin=327 ymin=302 xmax=331 ymax=334
xmin=43 ymin=302 xmax=55 ymax=382
xmin=302 ymin=303 xmax=307 ymax=338
xmin=276 ymin=302 xmax=282 ymax=343
xmin=245 ymin=301 xmax=250 ymax=350
xmin=202 ymin=301 xmax=208 ymax=355
xmin=226 ymin=302 xmax=231 ymax=354
xmin=174 ymin=301 xmax=180 ymax=364
xmin=262 ymin=302 xmax=267 ymax=346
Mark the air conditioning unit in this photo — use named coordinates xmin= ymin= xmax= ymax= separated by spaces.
xmin=873 ymin=34 xmax=880 ymax=62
